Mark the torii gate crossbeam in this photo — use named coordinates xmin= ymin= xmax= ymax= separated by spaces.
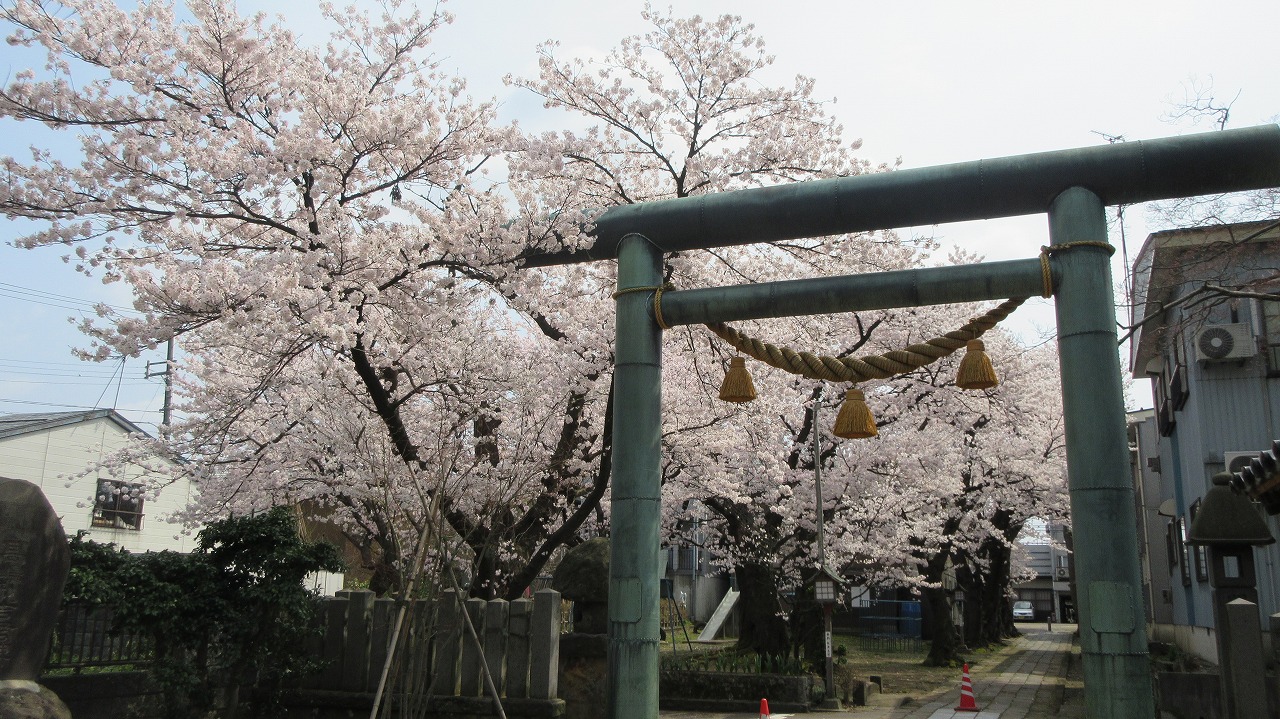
xmin=520 ymin=125 xmax=1280 ymax=719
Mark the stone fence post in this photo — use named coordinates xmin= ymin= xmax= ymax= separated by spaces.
xmin=530 ymin=589 xmax=562 ymax=700
xmin=1222 ymin=599 xmax=1267 ymax=719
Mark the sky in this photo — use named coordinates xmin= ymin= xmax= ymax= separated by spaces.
xmin=2 ymin=0 xmax=1279 ymax=432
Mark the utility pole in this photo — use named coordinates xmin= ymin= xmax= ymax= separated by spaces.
xmin=813 ymin=392 xmax=838 ymax=710
xmin=814 ymin=391 xmax=827 ymax=569
xmin=145 ymin=338 xmax=175 ymax=437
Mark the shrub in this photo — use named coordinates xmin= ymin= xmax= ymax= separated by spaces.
xmin=65 ymin=508 xmax=342 ymax=718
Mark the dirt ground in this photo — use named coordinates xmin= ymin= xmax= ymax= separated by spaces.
xmin=833 ymin=635 xmax=1020 ymax=700
xmin=660 ymin=632 xmax=1020 ymax=702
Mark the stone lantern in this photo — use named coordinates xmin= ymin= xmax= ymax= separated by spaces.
xmin=805 ymin=566 xmax=844 ymax=710
xmin=1187 ymin=471 xmax=1275 ymax=719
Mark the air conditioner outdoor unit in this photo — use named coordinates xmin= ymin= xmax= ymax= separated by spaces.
xmin=1225 ymin=451 xmax=1258 ymax=474
xmin=1194 ymin=323 xmax=1256 ymax=362
xmin=1054 ymin=568 xmax=1069 ymax=579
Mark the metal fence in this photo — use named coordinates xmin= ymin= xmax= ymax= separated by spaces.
xmin=843 ymin=598 xmax=923 ymax=638
xmin=45 ymin=603 xmax=153 ymax=671
xmin=838 ymin=633 xmax=926 ymax=654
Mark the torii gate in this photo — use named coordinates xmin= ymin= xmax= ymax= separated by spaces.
xmin=522 ymin=125 xmax=1280 ymax=718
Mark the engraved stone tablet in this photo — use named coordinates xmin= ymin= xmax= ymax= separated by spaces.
xmin=0 ymin=477 xmax=70 ymax=681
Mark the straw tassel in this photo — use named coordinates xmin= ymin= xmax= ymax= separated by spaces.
xmin=719 ymin=356 xmax=758 ymax=403
xmin=833 ymin=388 xmax=877 ymax=439
xmin=955 ymin=340 xmax=998 ymax=390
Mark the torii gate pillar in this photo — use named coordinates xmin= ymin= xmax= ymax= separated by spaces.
xmin=1050 ymin=187 xmax=1154 ymax=716
xmin=608 ymin=235 xmax=664 ymax=718
xmin=565 ymin=126 xmax=1280 ymax=719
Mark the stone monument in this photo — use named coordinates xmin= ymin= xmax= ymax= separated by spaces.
xmin=552 ymin=537 xmax=609 ymax=719
xmin=0 ymin=476 xmax=73 ymax=719
xmin=551 ymin=537 xmax=609 ymax=633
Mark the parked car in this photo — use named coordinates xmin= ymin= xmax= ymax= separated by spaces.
xmin=1012 ymin=600 xmax=1035 ymax=621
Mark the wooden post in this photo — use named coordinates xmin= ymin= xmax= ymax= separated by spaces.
xmin=367 ymin=598 xmax=395 ymax=694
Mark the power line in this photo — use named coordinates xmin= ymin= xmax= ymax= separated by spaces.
xmin=0 ymin=367 xmax=145 ymax=378
xmin=0 ymin=357 xmax=114 ymax=367
xmin=0 ymin=378 xmax=154 ymax=386
xmin=0 ymin=397 xmax=165 ymax=414
xmin=0 ymin=281 xmax=142 ymax=315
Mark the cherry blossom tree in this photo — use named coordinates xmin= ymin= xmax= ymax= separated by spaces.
xmin=515 ymin=7 xmax=1059 ymax=664
xmin=883 ymin=328 xmax=1067 ymax=664
xmin=657 ymin=297 xmax=1068 ymax=663
xmin=0 ymin=0 xmax=610 ymax=597
xmin=507 ymin=4 xmax=961 ymax=653
xmin=3 ymin=0 xmax=1069 ymax=643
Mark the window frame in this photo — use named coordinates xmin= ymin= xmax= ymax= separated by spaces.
xmin=1168 ymin=340 xmax=1188 ymax=411
xmin=1155 ymin=340 xmax=1188 ymax=437
xmin=92 ymin=479 xmax=145 ymax=531
xmin=1189 ymin=499 xmax=1209 ymax=583
xmin=1263 ymin=298 xmax=1280 ymax=376
xmin=1177 ymin=516 xmax=1192 ymax=587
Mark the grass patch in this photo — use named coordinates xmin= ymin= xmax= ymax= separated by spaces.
xmin=660 ymin=648 xmax=809 ymax=676
xmin=833 ymin=634 xmax=1011 ymax=699
xmin=43 ymin=663 xmax=148 ymax=676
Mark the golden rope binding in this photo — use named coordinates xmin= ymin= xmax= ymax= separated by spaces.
xmin=707 ymin=296 xmax=1028 ymax=439
xmin=705 ymin=297 xmax=1028 ymax=384
xmin=611 ymin=283 xmax=675 ymax=330
xmin=1037 ymin=240 xmax=1114 ymax=298
xmin=700 ymin=244 xmax=1106 ymax=437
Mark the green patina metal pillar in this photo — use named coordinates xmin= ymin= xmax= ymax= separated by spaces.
xmin=609 ymin=234 xmax=663 ymax=719
xmin=1049 ymin=187 xmax=1155 ymax=716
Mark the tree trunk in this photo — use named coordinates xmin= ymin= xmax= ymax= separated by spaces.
xmin=989 ymin=513 xmax=1023 ymax=641
xmin=983 ymin=543 xmax=1018 ymax=641
xmin=959 ymin=569 xmax=984 ymax=648
xmin=959 ymin=537 xmax=1018 ymax=648
xmin=919 ymin=553 xmax=962 ymax=667
xmin=921 ymin=583 xmax=962 ymax=666
xmin=734 ymin=562 xmax=790 ymax=657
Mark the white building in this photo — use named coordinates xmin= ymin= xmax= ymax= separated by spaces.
xmin=0 ymin=409 xmax=199 ymax=552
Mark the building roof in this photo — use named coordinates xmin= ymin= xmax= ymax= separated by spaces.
xmin=0 ymin=409 xmax=153 ymax=441
xmin=1129 ymin=219 xmax=1280 ymax=375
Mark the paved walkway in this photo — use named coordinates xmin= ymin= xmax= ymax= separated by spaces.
xmin=870 ymin=626 xmax=1082 ymax=719
xmin=660 ymin=625 xmax=1083 ymax=719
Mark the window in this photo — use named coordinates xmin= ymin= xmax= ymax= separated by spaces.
xmin=1155 ymin=343 xmax=1188 ymax=436
xmin=1189 ymin=499 xmax=1209 ymax=583
xmin=1177 ymin=516 xmax=1191 ymax=587
xmin=92 ymin=479 xmax=145 ymax=530
xmin=1167 ymin=341 xmax=1188 ymax=411
xmin=1264 ymin=299 xmax=1280 ymax=374
xmin=1155 ymin=383 xmax=1176 ymax=436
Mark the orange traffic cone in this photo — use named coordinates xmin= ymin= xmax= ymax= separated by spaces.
xmin=956 ymin=662 xmax=980 ymax=712
xmin=759 ymin=697 xmax=770 ymax=718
